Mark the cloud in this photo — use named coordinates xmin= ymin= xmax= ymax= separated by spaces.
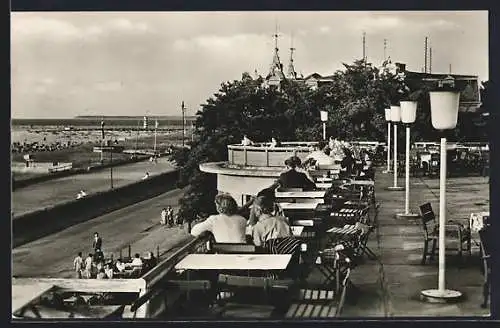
xmin=107 ymin=18 xmax=153 ymax=33
xmin=11 ymin=15 xmax=154 ymax=43
xmin=94 ymin=81 xmax=123 ymax=92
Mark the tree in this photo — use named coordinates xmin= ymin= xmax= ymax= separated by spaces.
xmin=171 ymin=59 xmax=437 ymax=222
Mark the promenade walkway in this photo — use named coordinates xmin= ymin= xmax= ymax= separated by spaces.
xmin=341 ymin=171 xmax=490 ymax=317
xmin=12 ymin=157 xmax=176 ymax=216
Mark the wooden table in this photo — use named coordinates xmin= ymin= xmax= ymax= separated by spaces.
xmin=316 ymin=182 xmax=332 ymax=189
xmin=316 ymin=177 xmax=333 ymax=183
xmin=175 ymin=254 xmax=292 ymax=271
xmin=275 ymin=191 xmax=326 ymax=199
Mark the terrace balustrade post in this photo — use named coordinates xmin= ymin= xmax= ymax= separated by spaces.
xmin=266 ymin=148 xmax=269 ymax=166
xmin=244 ymin=147 xmax=248 ymax=166
xmin=387 ymin=122 xmax=391 ymax=172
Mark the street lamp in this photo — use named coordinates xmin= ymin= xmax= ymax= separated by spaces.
xmin=421 ymin=89 xmax=462 ymax=303
xmin=382 ymin=107 xmax=392 ymax=173
xmin=320 ymin=110 xmax=328 ymax=141
xmin=396 ymin=101 xmax=419 ymax=219
xmin=387 ymin=105 xmax=404 ymax=191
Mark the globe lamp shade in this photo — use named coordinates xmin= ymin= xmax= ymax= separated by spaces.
xmin=320 ymin=110 xmax=328 ymax=122
xmin=390 ymin=105 xmax=401 ymax=122
xmin=400 ymin=101 xmax=418 ymax=124
xmin=384 ymin=108 xmax=391 ymax=122
xmin=429 ymin=91 xmax=460 ymax=130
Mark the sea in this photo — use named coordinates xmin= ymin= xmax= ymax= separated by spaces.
xmin=11 ymin=116 xmax=196 ymax=145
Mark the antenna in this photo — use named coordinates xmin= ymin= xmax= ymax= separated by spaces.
xmin=362 ymin=31 xmax=366 ymax=62
xmin=429 ymin=47 xmax=432 ymax=74
xmin=383 ymin=38 xmax=388 ymax=61
xmin=424 ymin=37 xmax=428 ymax=73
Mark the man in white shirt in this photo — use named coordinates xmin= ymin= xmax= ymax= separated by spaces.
xmin=73 ymin=252 xmax=83 ymax=279
xmin=131 ymin=253 xmax=143 ymax=267
xmin=305 ymin=141 xmax=335 ymax=167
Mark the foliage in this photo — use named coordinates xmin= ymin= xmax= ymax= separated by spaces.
xmin=171 ymin=62 xmax=487 ymax=222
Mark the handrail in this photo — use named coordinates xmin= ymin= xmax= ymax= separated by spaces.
xmin=130 ymin=231 xmax=212 ymax=312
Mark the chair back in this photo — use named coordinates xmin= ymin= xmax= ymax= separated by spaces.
xmin=419 ymin=203 xmax=437 ymax=238
xmin=212 ymin=243 xmax=256 ymax=254
xmin=217 ymin=274 xmax=293 ymax=290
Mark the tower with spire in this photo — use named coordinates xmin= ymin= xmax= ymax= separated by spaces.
xmin=264 ymin=24 xmax=286 ymax=89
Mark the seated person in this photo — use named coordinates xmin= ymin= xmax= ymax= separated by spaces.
xmin=104 ymin=263 xmax=114 ymax=279
xmin=245 ymin=186 xmax=286 ymax=231
xmin=115 ymin=259 xmax=126 ymax=273
xmin=340 ymin=148 xmax=355 ymax=177
xmin=143 ymin=251 xmax=157 ymax=270
xmin=130 ymin=253 xmax=143 ymax=267
xmin=76 ymin=190 xmax=87 ymax=199
xmin=191 ymin=193 xmax=247 ymax=243
xmin=305 ymin=141 xmax=335 ymax=167
xmin=96 ymin=268 xmax=108 ymax=279
xmin=252 ymin=196 xmax=292 ymax=248
xmin=277 ymin=156 xmax=316 ymax=191
xmin=241 ymin=135 xmax=254 ymax=146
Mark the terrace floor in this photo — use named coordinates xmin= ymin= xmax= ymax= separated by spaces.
xmin=340 ymin=171 xmax=490 ymax=317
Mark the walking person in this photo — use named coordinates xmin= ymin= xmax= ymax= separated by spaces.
xmin=92 ymin=232 xmax=102 ymax=252
xmin=83 ymin=253 xmax=93 ymax=279
xmin=166 ymin=206 xmax=174 ymax=226
xmin=160 ymin=208 xmax=167 ymax=225
xmin=73 ymin=252 xmax=83 ymax=279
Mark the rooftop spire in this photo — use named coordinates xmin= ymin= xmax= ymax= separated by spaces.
xmin=287 ymin=33 xmax=297 ymax=79
xmin=266 ymin=22 xmax=285 ymax=87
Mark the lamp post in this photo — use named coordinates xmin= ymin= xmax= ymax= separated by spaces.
xmin=396 ymin=101 xmax=419 ymax=219
xmin=421 ymin=90 xmax=462 ymax=303
xmin=382 ymin=107 xmax=392 ymax=173
xmin=387 ymin=105 xmax=404 ymax=191
xmin=181 ymin=101 xmax=186 ymax=148
xmin=320 ymin=110 xmax=328 ymax=141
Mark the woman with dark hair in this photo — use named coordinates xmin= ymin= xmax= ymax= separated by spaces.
xmin=190 ymin=193 xmax=247 ymax=243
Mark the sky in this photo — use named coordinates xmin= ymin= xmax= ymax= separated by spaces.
xmin=11 ymin=11 xmax=488 ymax=118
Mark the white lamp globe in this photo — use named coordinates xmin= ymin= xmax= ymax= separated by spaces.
xmin=390 ymin=105 xmax=401 ymax=122
xmin=429 ymin=91 xmax=460 ymax=130
xmin=320 ymin=110 xmax=328 ymax=122
xmin=384 ymin=108 xmax=391 ymax=122
xmin=400 ymin=101 xmax=418 ymax=124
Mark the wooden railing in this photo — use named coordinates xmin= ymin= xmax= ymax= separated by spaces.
xmin=130 ymin=232 xmax=213 ymax=316
xmin=227 ymin=142 xmax=316 ymax=167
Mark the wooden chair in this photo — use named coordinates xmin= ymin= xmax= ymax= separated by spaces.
xmin=215 ymin=274 xmax=294 ymax=318
xmin=419 ymin=203 xmax=471 ymax=265
xmin=478 ymin=228 xmax=491 ymax=309
xmin=211 ymin=243 xmax=256 ymax=254
xmin=285 ymin=257 xmax=352 ymax=319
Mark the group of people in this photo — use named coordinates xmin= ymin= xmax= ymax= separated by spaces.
xmin=160 ymin=206 xmax=180 ymax=226
xmin=73 ymin=232 xmax=158 ymax=279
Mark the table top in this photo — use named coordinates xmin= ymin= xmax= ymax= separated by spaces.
xmin=12 ymin=282 xmax=55 ymax=314
xmin=275 ymin=191 xmax=326 ymax=198
xmin=316 ymin=182 xmax=332 ymax=189
xmin=279 ymin=202 xmax=319 ymax=210
xmin=174 ymin=254 xmax=292 ymax=271
xmin=316 ymin=177 xmax=333 ymax=182
xmin=349 ymin=180 xmax=375 ymax=186
xmin=291 ymin=225 xmax=305 ymax=237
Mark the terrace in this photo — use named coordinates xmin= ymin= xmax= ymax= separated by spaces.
xmin=12 ymin=164 xmax=490 ymax=319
